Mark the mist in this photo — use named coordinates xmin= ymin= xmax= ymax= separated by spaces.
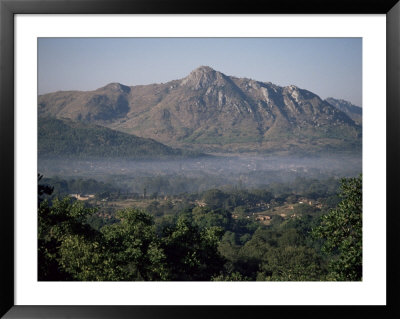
xmin=38 ymin=154 xmax=362 ymax=196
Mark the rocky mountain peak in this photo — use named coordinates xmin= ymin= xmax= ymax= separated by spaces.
xmin=181 ymin=66 xmax=228 ymax=89
xmin=194 ymin=65 xmax=215 ymax=73
xmin=97 ymin=82 xmax=131 ymax=94
xmin=326 ymin=97 xmax=359 ymax=109
xmin=285 ymin=84 xmax=299 ymax=91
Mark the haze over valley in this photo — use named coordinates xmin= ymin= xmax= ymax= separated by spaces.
xmin=38 ymin=66 xmax=362 ymax=196
xmin=38 ymin=66 xmax=362 ymax=197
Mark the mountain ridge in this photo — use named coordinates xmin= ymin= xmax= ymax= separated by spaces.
xmin=324 ymin=97 xmax=362 ymax=124
xmin=38 ymin=66 xmax=362 ymax=155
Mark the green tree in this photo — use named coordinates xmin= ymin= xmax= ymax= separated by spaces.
xmin=161 ymin=215 xmax=225 ymax=280
xmin=39 ymin=194 xmax=168 ymax=281
xmin=38 ymin=197 xmax=99 ymax=280
xmin=38 ymin=174 xmax=53 ymax=204
xmin=312 ymin=175 xmax=362 ymax=281
xmin=202 ymin=189 xmax=228 ymax=210
xmin=192 ymin=206 xmax=232 ymax=230
xmin=257 ymin=246 xmax=324 ymax=281
xmin=58 ymin=234 xmax=108 ymax=281
xmin=100 ymin=209 xmax=169 ymax=281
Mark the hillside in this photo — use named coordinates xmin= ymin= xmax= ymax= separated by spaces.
xmin=38 ymin=66 xmax=362 ymax=154
xmin=38 ymin=117 xmax=200 ymax=159
xmin=325 ymin=97 xmax=362 ymax=124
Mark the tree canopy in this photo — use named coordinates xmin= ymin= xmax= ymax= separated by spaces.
xmin=312 ymin=175 xmax=362 ymax=281
xmin=38 ymin=175 xmax=362 ymax=281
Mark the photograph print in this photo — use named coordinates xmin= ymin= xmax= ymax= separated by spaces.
xmin=37 ymin=38 xmax=362 ymax=281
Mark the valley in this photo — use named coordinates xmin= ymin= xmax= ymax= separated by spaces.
xmin=37 ymin=65 xmax=363 ymax=282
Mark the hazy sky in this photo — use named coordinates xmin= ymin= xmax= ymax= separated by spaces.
xmin=38 ymin=38 xmax=362 ymax=106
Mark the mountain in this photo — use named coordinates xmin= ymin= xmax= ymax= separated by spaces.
xmin=325 ymin=97 xmax=362 ymax=124
xmin=38 ymin=66 xmax=362 ymax=155
xmin=38 ymin=117 xmax=201 ymax=159
xmin=38 ymin=83 xmax=132 ymax=122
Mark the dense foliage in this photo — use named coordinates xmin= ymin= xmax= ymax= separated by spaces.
xmin=312 ymin=175 xmax=362 ymax=280
xmin=38 ymin=175 xmax=362 ymax=281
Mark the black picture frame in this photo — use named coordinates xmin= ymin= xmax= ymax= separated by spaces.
xmin=1 ymin=0 xmax=399 ymax=318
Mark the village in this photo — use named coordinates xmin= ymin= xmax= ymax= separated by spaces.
xmin=69 ymin=190 xmax=324 ymax=225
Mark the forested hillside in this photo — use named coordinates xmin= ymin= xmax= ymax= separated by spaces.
xmin=38 ymin=117 xmax=200 ymax=159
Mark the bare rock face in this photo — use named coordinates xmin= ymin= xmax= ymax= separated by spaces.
xmin=38 ymin=66 xmax=362 ymax=154
xmin=97 ymin=82 xmax=131 ymax=94
xmin=181 ymin=66 xmax=229 ymax=89
xmin=325 ymin=97 xmax=362 ymax=124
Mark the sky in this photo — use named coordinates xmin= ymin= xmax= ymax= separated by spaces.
xmin=38 ymin=38 xmax=362 ymax=106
